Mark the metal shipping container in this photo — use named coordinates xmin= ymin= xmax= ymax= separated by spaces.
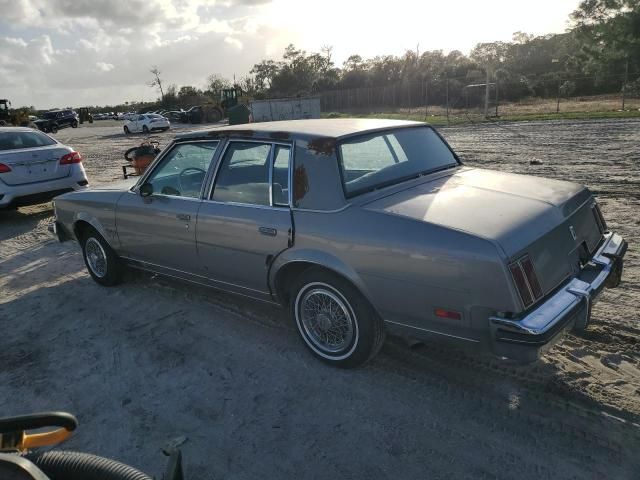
xmin=249 ymin=97 xmax=321 ymax=122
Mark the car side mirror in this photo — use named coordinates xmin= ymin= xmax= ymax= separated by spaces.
xmin=139 ymin=183 xmax=153 ymax=197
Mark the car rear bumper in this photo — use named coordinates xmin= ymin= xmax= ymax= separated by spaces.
xmin=489 ymin=232 xmax=627 ymax=363
xmin=0 ymin=169 xmax=88 ymax=207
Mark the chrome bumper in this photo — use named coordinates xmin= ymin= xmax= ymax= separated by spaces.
xmin=490 ymin=232 xmax=627 ymax=362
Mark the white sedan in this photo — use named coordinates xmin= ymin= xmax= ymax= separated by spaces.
xmin=123 ymin=114 xmax=170 ymax=134
xmin=0 ymin=127 xmax=88 ymax=208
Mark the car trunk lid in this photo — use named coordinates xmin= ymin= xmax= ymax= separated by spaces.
xmin=0 ymin=145 xmax=72 ymax=186
xmin=364 ymin=167 xmax=604 ymax=296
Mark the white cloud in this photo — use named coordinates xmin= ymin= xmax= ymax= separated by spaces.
xmin=224 ymin=36 xmax=243 ymax=49
xmin=96 ymin=62 xmax=114 ymax=72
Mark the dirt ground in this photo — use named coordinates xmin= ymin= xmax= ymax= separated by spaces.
xmin=1 ymin=119 xmax=639 ymax=479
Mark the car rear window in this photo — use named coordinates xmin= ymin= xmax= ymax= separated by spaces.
xmin=338 ymin=126 xmax=458 ymax=197
xmin=0 ymin=131 xmax=57 ymax=151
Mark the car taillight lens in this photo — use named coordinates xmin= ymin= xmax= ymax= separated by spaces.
xmin=509 ymin=254 xmax=543 ymax=308
xmin=60 ymin=151 xmax=82 ymax=165
xmin=592 ymin=202 xmax=607 ymax=233
xmin=0 ymin=163 xmax=11 ymax=173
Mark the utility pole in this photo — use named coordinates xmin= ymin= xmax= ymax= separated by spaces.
xmin=494 ymin=76 xmax=499 ymax=117
xmin=484 ymin=68 xmax=490 ymax=118
xmin=445 ymin=76 xmax=450 ymax=126
xmin=556 ymin=78 xmax=561 ymax=114
xmin=622 ymin=58 xmax=629 ymax=110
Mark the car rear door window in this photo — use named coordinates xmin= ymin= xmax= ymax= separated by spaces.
xmin=212 ymin=142 xmax=272 ymax=206
xmin=145 ymin=141 xmax=218 ymax=198
xmin=272 ymin=145 xmax=290 ymax=206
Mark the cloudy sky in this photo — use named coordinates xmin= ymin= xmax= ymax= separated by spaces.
xmin=0 ymin=0 xmax=581 ymax=109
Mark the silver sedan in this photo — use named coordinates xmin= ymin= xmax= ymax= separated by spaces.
xmin=50 ymin=119 xmax=627 ymax=367
xmin=0 ymin=127 xmax=88 ymax=208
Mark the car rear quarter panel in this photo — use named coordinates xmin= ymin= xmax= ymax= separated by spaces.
xmin=277 ymin=207 xmax=520 ymax=343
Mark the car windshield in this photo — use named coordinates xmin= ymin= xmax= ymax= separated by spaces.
xmin=338 ymin=126 xmax=458 ymax=197
xmin=0 ymin=131 xmax=57 ymax=150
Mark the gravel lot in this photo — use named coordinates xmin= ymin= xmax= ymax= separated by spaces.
xmin=1 ymin=119 xmax=639 ymax=479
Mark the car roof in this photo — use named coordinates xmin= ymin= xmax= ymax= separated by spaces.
xmin=176 ymin=118 xmax=427 ymax=142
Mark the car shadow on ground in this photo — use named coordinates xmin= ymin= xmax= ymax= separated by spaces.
xmin=0 ymin=204 xmax=53 ymax=242
xmin=1 ymin=250 xmax=638 ymax=479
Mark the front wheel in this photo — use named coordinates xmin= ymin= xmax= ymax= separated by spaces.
xmin=71 ymin=120 xmax=78 ymax=128
xmin=290 ymin=268 xmax=385 ymax=368
xmin=142 ymin=125 xmax=149 ymax=134
xmin=81 ymin=227 xmax=122 ymax=286
xmin=123 ymin=126 xmax=130 ymax=135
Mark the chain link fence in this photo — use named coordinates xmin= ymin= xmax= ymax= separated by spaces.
xmin=317 ymin=72 xmax=640 ymax=122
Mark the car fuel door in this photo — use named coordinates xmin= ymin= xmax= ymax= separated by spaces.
xmin=116 ymin=140 xmax=219 ymax=275
xmin=196 ymin=142 xmax=293 ymax=298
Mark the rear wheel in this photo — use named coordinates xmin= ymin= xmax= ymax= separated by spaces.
xmin=123 ymin=126 xmax=130 ymax=134
xmin=290 ymin=268 xmax=385 ymax=368
xmin=207 ymin=108 xmax=223 ymax=123
xmin=80 ymin=227 xmax=122 ymax=286
xmin=71 ymin=120 xmax=78 ymax=128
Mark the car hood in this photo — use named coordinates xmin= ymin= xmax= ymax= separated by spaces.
xmin=363 ymin=167 xmax=592 ymax=258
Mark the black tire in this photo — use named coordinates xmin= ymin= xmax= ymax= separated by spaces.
xmin=25 ymin=450 xmax=152 ymax=480
xmin=0 ymin=120 xmax=7 ymax=126
xmin=289 ymin=268 xmax=385 ymax=368
xmin=207 ymin=108 xmax=223 ymax=123
xmin=71 ymin=120 xmax=78 ymax=128
xmin=80 ymin=227 xmax=122 ymax=286
xmin=142 ymin=125 xmax=149 ymax=134
xmin=50 ymin=123 xmax=58 ymax=134
xmin=123 ymin=126 xmax=130 ymax=135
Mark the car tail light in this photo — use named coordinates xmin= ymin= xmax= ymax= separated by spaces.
xmin=60 ymin=151 xmax=82 ymax=165
xmin=509 ymin=254 xmax=543 ymax=308
xmin=0 ymin=163 xmax=11 ymax=173
xmin=592 ymin=202 xmax=607 ymax=233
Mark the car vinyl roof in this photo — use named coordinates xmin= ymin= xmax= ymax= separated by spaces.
xmin=176 ymin=118 xmax=427 ymax=142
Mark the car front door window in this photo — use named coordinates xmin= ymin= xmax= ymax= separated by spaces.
xmin=146 ymin=141 xmax=218 ymax=198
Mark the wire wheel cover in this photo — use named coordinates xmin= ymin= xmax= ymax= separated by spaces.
xmin=299 ymin=286 xmax=355 ymax=353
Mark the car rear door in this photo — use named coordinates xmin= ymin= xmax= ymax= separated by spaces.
xmin=196 ymin=140 xmax=293 ymax=297
xmin=115 ymin=140 xmax=219 ymax=274
xmin=0 ymin=131 xmax=72 ymax=186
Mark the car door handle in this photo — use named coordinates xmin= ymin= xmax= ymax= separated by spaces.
xmin=176 ymin=213 xmax=191 ymax=221
xmin=259 ymin=226 xmax=277 ymax=236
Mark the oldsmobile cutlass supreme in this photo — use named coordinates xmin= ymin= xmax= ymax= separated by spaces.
xmin=50 ymin=119 xmax=627 ymax=367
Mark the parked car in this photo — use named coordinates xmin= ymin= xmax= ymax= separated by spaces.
xmin=123 ymin=114 xmax=170 ymax=134
xmin=41 ymin=109 xmax=79 ymax=129
xmin=50 ymin=119 xmax=626 ymax=367
xmin=0 ymin=127 xmax=88 ymax=208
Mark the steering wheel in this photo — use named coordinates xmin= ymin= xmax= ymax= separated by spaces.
xmin=177 ymin=167 xmax=206 ymax=195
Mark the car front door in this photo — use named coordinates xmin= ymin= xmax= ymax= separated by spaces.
xmin=196 ymin=141 xmax=293 ymax=298
xmin=116 ymin=140 xmax=219 ymax=274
